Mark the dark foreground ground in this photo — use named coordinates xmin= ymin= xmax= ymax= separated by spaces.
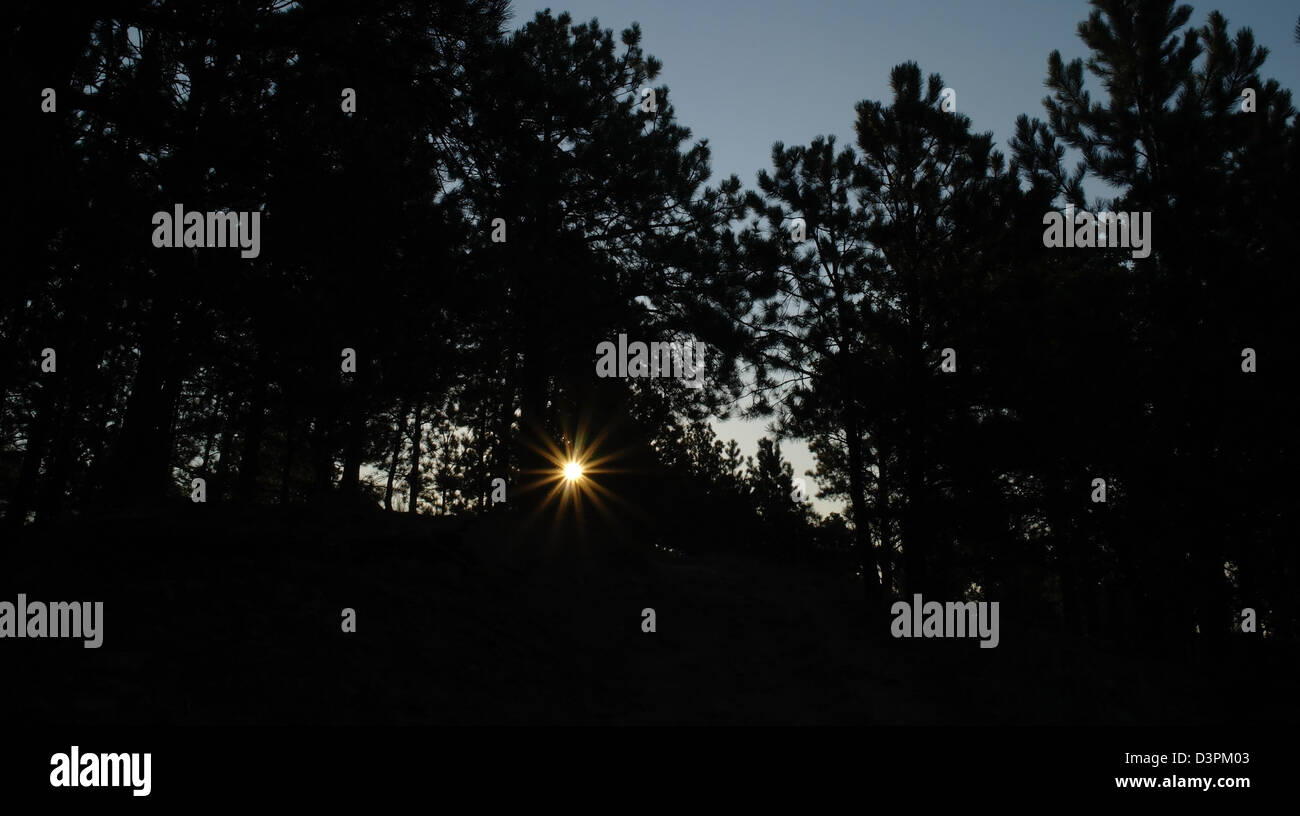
xmin=1 ymin=503 xmax=1296 ymax=725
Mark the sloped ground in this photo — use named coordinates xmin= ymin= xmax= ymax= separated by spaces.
xmin=1 ymin=503 xmax=1296 ymax=725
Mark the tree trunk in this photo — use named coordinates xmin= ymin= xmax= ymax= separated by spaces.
xmin=514 ymin=349 xmax=553 ymax=520
xmin=385 ymin=400 xmax=408 ymax=511
xmin=844 ymin=412 xmax=885 ymax=622
xmin=212 ymin=422 xmax=237 ymax=505
xmin=406 ymin=400 xmax=424 ymax=514
xmin=338 ymin=404 xmax=366 ymax=500
xmin=199 ymin=390 xmax=223 ymax=475
xmin=875 ymin=444 xmax=895 ymax=597
xmin=902 ymin=286 xmax=930 ymax=596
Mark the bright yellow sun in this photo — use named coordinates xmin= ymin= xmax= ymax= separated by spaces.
xmin=517 ymin=421 xmax=628 ymax=528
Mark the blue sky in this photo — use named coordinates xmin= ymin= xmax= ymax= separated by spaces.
xmin=528 ymin=0 xmax=1300 ymax=513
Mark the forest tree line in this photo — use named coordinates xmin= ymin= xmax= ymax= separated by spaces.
xmin=3 ymin=0 xmax=1296 ymax=644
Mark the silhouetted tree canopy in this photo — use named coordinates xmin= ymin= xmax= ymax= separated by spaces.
xmin=2 ymin=0 xmax=1295 ymax=646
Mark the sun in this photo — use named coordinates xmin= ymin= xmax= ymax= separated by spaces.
xmin=515 ymin=415 xmax=634 ymax=534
